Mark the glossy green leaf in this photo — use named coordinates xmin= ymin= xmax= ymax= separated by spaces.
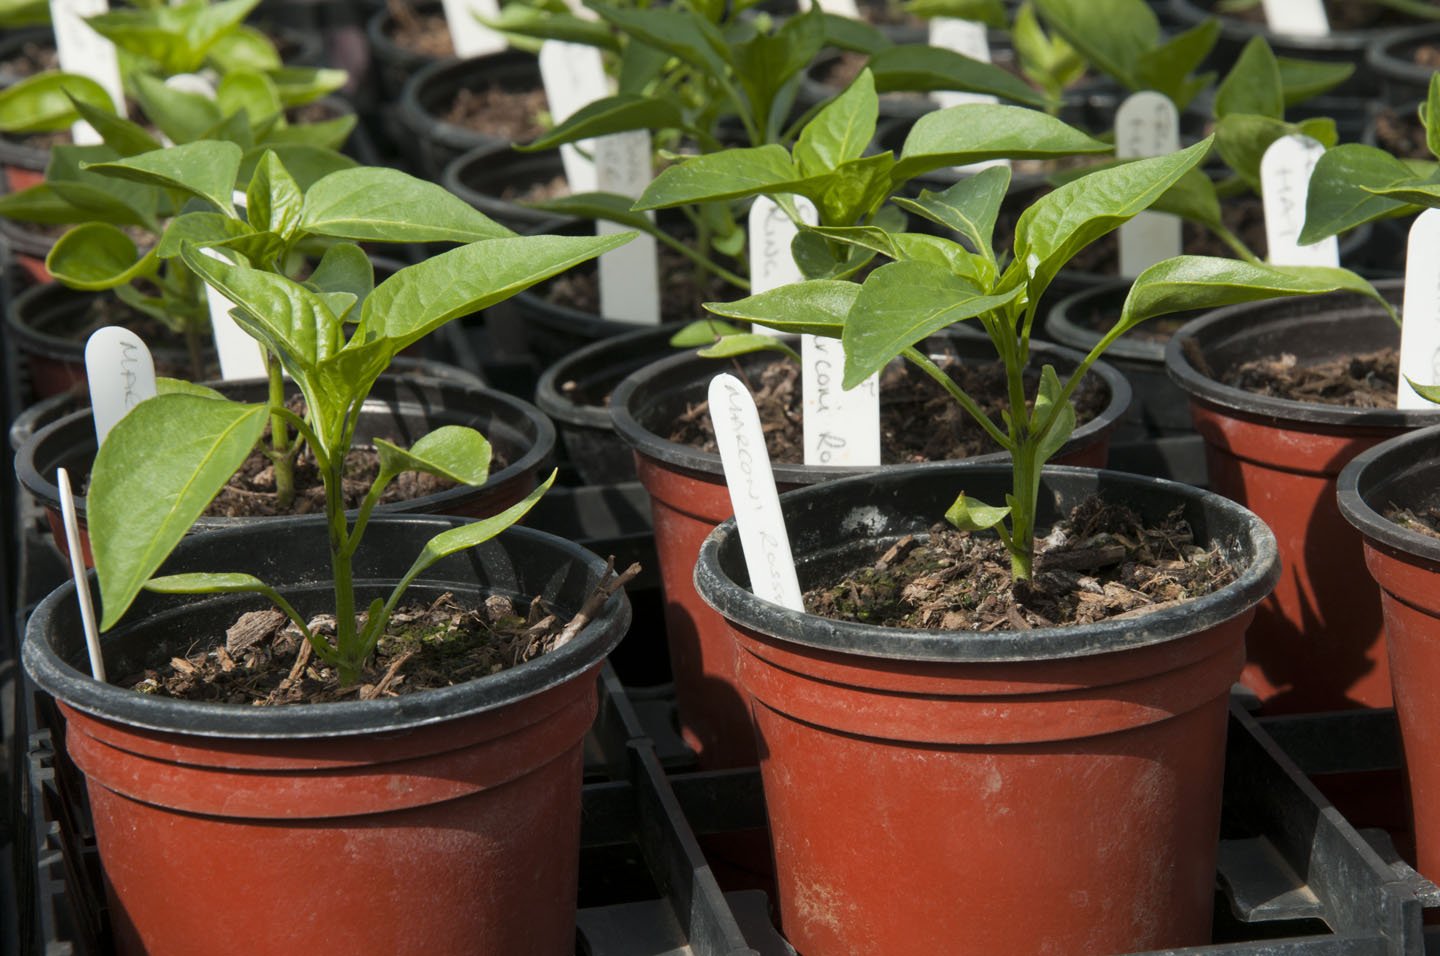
xmin=0 ymin=181 xmax=147 ymax=226
xmin=207 ymin=24 xmax=283 ymax=73
xmin=903 ymin=0 xmax=1006 ymax=28
xmin=944 ymin=492 xmax=1010 ymax=532
xmin=92 ymin=394 xmax=269 ymax=629
xmin=894 ymin=103 xmax=1108 ymax=181
xmin=1359 ymin=181 xmax=1440 ymax=205
xmin=301 ymin=166 xmax=515 ymax=243
xmin=1300 ymin=144 xmax=1424 ymax=243
xmin=240 ymin=143 xmax=357 ymax=191
xmin=131 ymin=72 xmax=223 ymax=145
xmin=480 ymin=6 xmax=620 ymax=51
xmin=1214 ymin=112 xmax=1295 ymax=193
xmin=1134 ymin=20 xmax=1220 ymax=109
xmin=156 ymin=377 xmax=227 ymax=400
xmin=145 ymin=572 xmax=276 ymax=595
xmin=1032 ymin=0 xmax=1157 ymax=91
xmin=217 ymin=69 xmax=282 ymax=124
xmin=817 ymin=152 xmax=895 ymax=227
xmin=869 ymin=44 xmax=1049 ymax=109
xmin=635 ymin=145 xmax=821 ymax=210
xmin=736 ymin=7 xmax=826 ymax=134
xmin=696 ymin=333 xmax=801 ymax=362
xmin=668 ymin=319 xmax=745 ymax=347
xmin=0 ymin=72 xmax=116 ymax=133
xmin=819 ymin=13 xmax=892 ymax=55
xmin=1012 ymin=2 xmax=1086 ymax=99
xmin=259 ymin=114 xmax=356 ymax=152
xmin=891 ymin=164 xmax=1011 ymax=259
xmin=306 ymin=243 xmax=374 ymax=309
xmin=591 ymin=3 xmax=729 ymax=78
xmin=155 ymin=212 xmax=254 ymax=259
xmin=267 ymin=67 xmax=349 ymax=109
xmin=246 ymin=149 xmax=302 ymax=241
xmin=1408 ymin=379 xmax=1440 ymax=405
xmin=1214 ymin=36 xmax=1283 ymax=120
xmin=87 ymin=0 xmax=260 ymax=74
xmin=1032 ymin=364 xmax=1075 ymax=461
xmin=375 ymin=426 xmax=492 ymax=485
xmin=520 ymin=94 xmax=684 ymax=151
xmin=46 ymin=224 xmax=159 ymax=290
xmin=705 ymin=279 xmax=859 ymax=337
xmin=85 ymin=139 xmax=242 ymax=215
xmin=69 ymin=97 xmax=164 ymax=156
xmin=796 ymin=70 xmax=877 ymax=177
xmin=1277 ymin=56 xmax=1354 ymax=106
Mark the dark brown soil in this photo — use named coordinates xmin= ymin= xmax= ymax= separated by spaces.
xmin=544 ymin=245 xmax=738 ymax=321
xmin=443 ymin=85 xmax=548 ymax=142
xmin=806 ymin=498 xmax=1232 ymax=630
xmin=503 ymin=173 xmax=570 ymax=204
xmin=1374 ymin=106 xmax=1429 ymax=159
xmin=205 ymin=442 xmax=458 ymax=517
xmin=0 ymin=39 xmax=58 ymax=82
xmin=670 ymin=352 xmax=1108 ymax=464
xmin=1413 ymin=42 xmax=1440 ymax=70
xmin=1217 ymin=347 xmax=1399 ymax=407
xmin=1072 ymin=299 xmax=1193 ymax=345
xmin=385 ymin=0 xmax=456 ymax=58
xmin=122 ymin=562 xmax=639 ymax=704
xmin=1386 ymin=504 xmax=1440 ymax=539
xmin=38 ymin=293 xmax=216 ymax=380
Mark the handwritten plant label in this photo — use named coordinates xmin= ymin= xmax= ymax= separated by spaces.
xmin=1116 ymin=91 xmax=1181 ymax=277
xmin=57 ymin=467 xmax=106 ymax=681
xmin=202 ymin=246 xmax=268 ymax=380
xmin=85 ymin=326 xmax=156 ymax=445
xmin=802 ymin=334 xmax=881 ymax=466
xmin=1262 ymin=0 xmax=1329 ymax=37
xmin=708 ymin=372 xmax=804 ymax=611
xmin=1261 ymin=134 xmax=1339 ymax=268
xmin=50 ymin=0 xmax=124 ymax=145
xmin=595 ymin=129 xmax=660 ymax=323
xmin=748 ymin=195 xmax=807 ymax=303
xmin=1399 ymin=209 xmax=1440 ymax=410
xmin=928 ymin=18 xmax=1008 ymax=174
xmin=538 ymin=40 xmax=609 ymax=192
xmin=440 ymin=0 xmax=505 ymax=57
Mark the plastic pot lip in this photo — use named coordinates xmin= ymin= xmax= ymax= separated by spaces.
xmin=533 ymin=321 xmax=688 ymax=430
xmin=1163 ymin=280 xmax=1438 ymax=428
xmin=1366 ymin=23 xmax=1440 ymax=82
xmin=440 ymin=140 xmax=573 ymax=231
xmin=365 ymin=0 xmax=446 ymax=68
xmin=1169 ymin=0 xmax=1400 ymax=47
xmin=1047 ymin=279 xmax=1163 ymax=364
xmin=1337 ymin=423 xmax=1440 ymax=564
xmin=14 ymin=376 xmax=556 ymax=525
xmin=694 ymin=462 xmax=1280 ymax=663
xmin=5 ymin=282 xmax=192 ymax=364
xmin=608 ymin=337 xmax=1133 ymax=484
xmin=22 ymin=517 xmax=629 ymax=739
xmin=398 ymin=49 xmax=541 ymax=153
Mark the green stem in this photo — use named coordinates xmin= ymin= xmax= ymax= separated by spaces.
xmin=1008 ymin=441 xmax=1039 ymax=580
xmin=266 ymin=352 xmax=295 ymax=510
xmin=1209 ymin=223 xmax=1262 ymax=264
xmin=326 ymin=453 xmax=360 ymax=685
xmin=653 ymin=228 xmax=751 ymax=290
xmin=902 ymin=347 xmax=1014 ymax=451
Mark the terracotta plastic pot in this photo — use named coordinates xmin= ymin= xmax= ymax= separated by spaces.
xmin=23 ymin=514 xmax=630 ymax=956
xmin=610 ymin=339 xmax=1130 ymax=769
xmin=693 ymin=462 xmax=1278 ymax=956
xmin=1339 ymin=424 xmax=1440 ymax=883
xmin=1165 ymin=281 xmax=1438 ymax=713
xmin=16 ymin=375 xmax=555 ymax=565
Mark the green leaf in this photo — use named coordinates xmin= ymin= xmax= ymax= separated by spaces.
xmin=816 ymin=152 xmax=895 ymax=227
xmin=144 ymin=571 xmax=276 ymax=595
xmin=696 ymin=333 xmax=801 ymax=363
xmin=1426 ymin=72 xmax=1440 ymax=161
xmin=69 ymin=97 xmax=164 ymax=156
xmin=869 ymin=44 xmax=1049 ymax=110
xmin=903 ymin=0 xmax=1006 ymax=28
xmin=92 ymin=395 xmax=269 ymax=629
xmin=240 ymin=143 xmax=357 ymax=191
xmin=1134 ymin=19 xmax=1220 ymax=109
xmin=306 ymin=243 xmax=374 ymax=310
xmin=531 ymin=191 xmax=668 ymax=237
xmin=479 ymin=6 xmax=621 ymax=51
xmin=246 ymin=149 xmax=303 ymax=242
xmin=156 ymin=378 xmax=227 ymax=400
xmin=668 ymin=319 xmax=745 ymax=347
xmin=520 ymin=94 xmax=683 ymax=151
xmin=1300 ymin=144 xmax=1425 ymax=244
xmin=1213 ymin=113 xmax=1293 ymax=192
xmin=1014 ymin=137 xmax=1213 ymax=298
xmin=155 ymin=212 xmax=254 ymax=259
xmin=736 ymin=8 xmax=826 ymax=135
xmin=590 ymin=3 xmax=729 ymax=78
xmin=131 ymin=72 xmax=223 ymax=145
xmin=1149 ymin=167 xmax=1224 ymax=232
xmin=1032 ymin=0 xmax=1158 ymax=91
xmin=705 ymin=279 xmax=859 ymax=337
xmin=1013 ymin=2 xmax=1086 ymax=99
xmin=891 ymin=164 xmax=1011 ymax=259
xmin=795 ymin=69 xmax=878 ymax=177
xmin=259 ymin=114 xmax=356 ymax=152
xmin=1214 ymin=36 xmax=1283 ymax=120
xmin=0 ymin=0 xmax=49 ymax=28
xmin=267 ymin=67 xmax=349 ymax=109
xmin=1408 ymin=378 xmax=1440 ymax=405
xmin=300 ymin=166 xmax=516 ymax=243
xmin=843 ymin=260 xmax=1023 ymax=388
xmin=1359 ymin=181 xmax=1440 ymax=205
xmin=45 ymin=224 xmax=159 ymax=290
xmin=634 ymin=145 xmax=821 ymax=210
xmin=0 ymin=182 xmax=148 ymax=227
xmin=84 ymin=139 xmax=243 ymax=215
xmin=207 ymin=24 xmax=283 ymax=74
xmin=819 ymin=13 xmax=892 ymax=55
xmin=375 ymin=426 xmax=492 ymax=486
xmin=1031 ymin=364 xmax=1075 ymax=461
xmin=216 ymin=69 xmax=282 ymax=125
xmin=894 ymin=103 xmax=1109 ymax=181
xmin=945 ymin=492 xmax=1010 ymax=532
xmin=87 ymin=0 xmax=261 ymax=74
xmin=356 ymin=233 xmax=632 ymax=354
xmin=1277 ymin=56 xmax=1354 ymax=106
xmin=0 ymin=72 xmax=116 ymax=133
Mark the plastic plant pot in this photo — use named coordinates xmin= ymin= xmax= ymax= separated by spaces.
xmin=1338 ymin=424 xmax=1440 ymax=885
xmin=16 ymin=375 xmax=555 ymax=565
xmin=1164 ymin=280 xmax=1438 ymax=713
xmin=693 ymin=461 xmax=1278 ymax=956
xmin=1367 ymin=23 xmax=1440 ymax=103
xmin=609 ymin=339 xmax=1131 ymax=769
xmin=22 ymin=514 xmax=630 ymax=956
xmin=365 ymin=0 xmax=449 ymax=102
xmin=443 ymin=140 xmax=573 ymax=235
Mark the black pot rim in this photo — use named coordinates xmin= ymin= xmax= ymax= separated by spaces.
xmin=1366 ymin=22 xmax=1440 ymax=83
xmin=6 ymin=282 xmax=193 ymax=364
xmin=365 ymin=0 xmax=447 ymax=67
xmin=22 ymin=516 xmax=628 ymax=738
xmin=1047 ymin=279 xmax=1164 ymax=364
xmin=1163 ymin=279 xmax=1440 ymax=427
xmin=533 ymin=320 xmax=688 ymax=430
xmin=1169 ymin=0 xmax=1404 ymax=46
xmin=609 ymin=338 xmax=1133 ymax=484
xmin=1337 ymin=422 xmax=1440 ymax=564
xmin=14 ymin=375 xmax=556 ymax=525
xmin=694 ymin=461 xmax=1279 ymax=663
xmin=398 ymin=49 xmax=541 ymax=154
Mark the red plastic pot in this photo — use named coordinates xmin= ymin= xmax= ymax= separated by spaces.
xmin=1165 ymin=282 xmax=1436 ymax=713
xmin=1339 ymin=424 xmax=1440 ymax=882
xmin=693 ymin=462 xmax=1278 ymax=955
xmin=22 ymin=515 xmax=630 ymax=956
xmin=610 ymin=340 xmax=1130 ymax=769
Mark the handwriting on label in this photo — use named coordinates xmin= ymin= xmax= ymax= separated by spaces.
xmin=200 ymin=248 xmax=269 ymax=380
xmin=709 ymin=373 xmax=805 ymax=611
xmin=1116 ymin=91 xmax=1182 ymax=278
xmin=538 ymin=40 xmax=609 ymax=193
xmin=440 ymin=0 xmax=504 ymax=57
xmin=1261 ymin=134 xmax=1339 ymax=268
xmin=1399 ymin=209 xmax=1440 ymax=409
xmin=1262 ymin=0 xmax=1329 ymax=37
xmin=84 ymin=326 xmax=156 ymax=445
xmin=802 ymin=334 xmax=881 ymax=466
xmin=595 ymin=130 xmax=660 ymax=324
xmin=50 ymin=0 xmax=125 ymax=144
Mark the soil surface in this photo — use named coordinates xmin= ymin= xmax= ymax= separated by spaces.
xmin=1413 ymin=42 xmax=1440 ymax=71
xmin=806 ymin=498 xmax=1233 ymax=630
xmin=36 ymin=293 xmax=216 ymax=380
xmin=0 ymin=38 xmax=58 ymax=82
xmin=1374 ymin=106 xmax=1428 ymax=159
xmin=670 ymin=352 xmax=1108 ymax=464
xmin=385 ymin=0 xmax=456 ymax=58
xmin=1214 ymin=346 xmax=1399 ymax=407
xmin=503 ymin=173 xmax=570 ymax=204
xmin=1386 ymin=504 xmax=1440 ymax=539
xmin=443 ymin=85 xmax=548 ymax=142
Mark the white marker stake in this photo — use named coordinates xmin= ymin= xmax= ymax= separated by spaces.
xmin=709 ymin=373 xmax=804 ymax=611
xmin=50 ymin=0 xmax=125 ymax=145
xmin=595 ymin=130 xmax=660 ymax=324
xmin=803 ymin=335 xmax=880 ymax=466
xmin=57 ymin=468 xmax=106 ymax=682
xmin=1116 ymin=91 xmax=1182 ymax=278
xmin=538 ymin=40 xmax=609 ymax=193
xmin=202 ymin=247 xmax=269 ymax=380
xmin=164 ymin=72 xmax=216 ymax=99
xmin=929 ymin=18 xmax=1008 ymax=175
xmin=1261 ymin=134 xmax=1339 ymax=268
xmin=748 ymin=195 xmax=806 ymax=314
xmin=1398 ymin=209 xmax=1440 ymax=410
xmin=815 ymin=0 xmax=861 ymax=18
xmin=84 ymin=326 xmax=156 ymax=446
xmin=1262 ymin=0 xmax=1329 ymax=37
xmin=440 ymin=0 xmax=505 ymax=57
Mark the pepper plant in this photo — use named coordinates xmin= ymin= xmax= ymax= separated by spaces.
xmin=89 ymin=227 xmax=631 ymax=686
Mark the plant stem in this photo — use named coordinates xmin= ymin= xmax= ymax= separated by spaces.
xmin=1209 ymin=223 xmax=1262 ymax=264
xmin=902 ymin=348 xmax=1014 ymax=451
xmin=1008 ymin=441 xmax=1039 ymax=581
xmin=183 ymin=318 xmax=204 ymax=382
xmin=326 ymin=453 xmax=360 ymax=685
xmin=267 ymin=352 xmax=296 ymax=510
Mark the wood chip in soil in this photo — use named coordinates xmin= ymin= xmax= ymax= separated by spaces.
xmin=124 ymin=563 xmax=642 ymax=705
xmin=1218 ymin=347 xmax=1398 ymax=408
xmin=805 ymin=498 xmax=1233 ymax=631
xmin=670 ymin=353 xmax=1108 ymax=465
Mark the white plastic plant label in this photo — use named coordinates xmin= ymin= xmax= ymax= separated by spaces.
xmin=164 ymin=72 xmax=217 ymax=99
xmin=1262 ymin=0 xmax=1329 ymax=37
xmin=84 ymin=326 xmax=156 ymax=445
xmin=1261 ymin=134 xmax=1339 ymax=268
xmin=1116 ymin=91 xmax=1182 ymax=278
xmin=816 ymin=0 xmax=861 ymax=19
xmin=56 ymin=467 xmax=106 ymax=682
xmin=928 ymin=18 xmax=1008 ymax=175
xmin=440 ymin=0 xmax=505 ymax=57
xmin=594 ymin=129 xmax=660 ymax=324
xmin=538 ymin=40 xmax=608 ymax=193
xmin=708 ymin=372 xmax=805 ymax=611
xmin=1398 ymin=209 xmax=1440 ymax=410
xmin=201 ymin=247 xmax=268 ymax=380
xmin=802 ymin=334 xmax=881 ymax=466
xmin=50 ymin=0 xmax=125 ymax=145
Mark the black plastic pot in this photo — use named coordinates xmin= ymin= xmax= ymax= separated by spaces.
xmin=0 ymin=27 xmax=53 ymax=90
xmin=1367 ymin=23 xmax=1440 ymax=103
xmin=365 ymin=0 xmax=450 ymax=102
xmin=396 ymin=49 xmax=545 ymax=180
xmin=443 ymin=140 xmax=572 ymax=234
xmin=535 ymin=322 xmax=687 ymax=485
